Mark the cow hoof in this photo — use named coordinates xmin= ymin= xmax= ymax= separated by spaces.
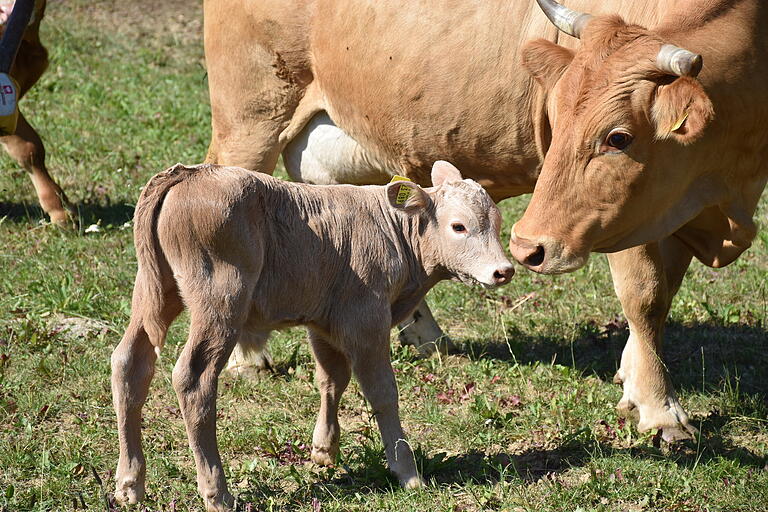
xmin=616 ymin=398 xmax=639 ymax=421
xmin=113 ymin=479 xmax=144 ymax=505
xmin=617 ymin=397 xmax=697 ymax=443
xmin=49 ymin=209 xmax=78 ymax=230
xmin=311 ymin=445 xmax=337 ymax=466
xmin=203 ymin=491 xmax=234 ymax=512
xmin=660 ymin=422 xmax=698 ymax=443
xmin=398 ymin=331 xmax=455 ymax=357
xmin=400 ymin=475 xmax=425 ymax=489
xmin=225 ymin=349 xmax=274 ymax=377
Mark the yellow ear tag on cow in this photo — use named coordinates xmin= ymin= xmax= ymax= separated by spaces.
xmin=670 ymin=112 xmax=688 ymax=133
xmin=390 ymin=175 xmax=413 ymax=205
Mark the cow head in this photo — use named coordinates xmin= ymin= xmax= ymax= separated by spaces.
xmin=387 ymin=161 xmax=515 ymax=287
xmin=510 ymin=0 xmax=715 ymax=273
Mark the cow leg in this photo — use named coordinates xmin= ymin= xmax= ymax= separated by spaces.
xmin=607 ymin=240 xmax=696 ymax=441
xmin=112 ymin=289 xmax=183 ymax=505
xmin=309 ymin=331 xmax=351 ymax=466
xmin=351 ymin=333 xmax=422 ymax=488
xmin=397 ymin=301 xmax=455 ymax=356
xmin=2 ymin=111 xmax=75 ymax=227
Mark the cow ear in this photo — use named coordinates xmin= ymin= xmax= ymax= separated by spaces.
xmin=431 ymin=160 xmax=463 ymax=187
xmin=522 ymin=39 xmax=575 ymax=92
xmin=651 ymin=76 xmax=714 ymax=144
xmin=386 ymin=180 xmax=431 ymax=214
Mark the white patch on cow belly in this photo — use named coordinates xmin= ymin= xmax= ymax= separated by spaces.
xmin=283 ymin=112 xmax=394 ymax=185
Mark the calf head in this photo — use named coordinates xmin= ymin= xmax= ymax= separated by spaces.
xmin=387 ymin=161 xmax=514 ymax=287
xmin=510 ymin=0 xmax=715 ymax=274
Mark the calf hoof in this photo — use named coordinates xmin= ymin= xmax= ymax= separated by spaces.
xmin=113 ymin=478 xmax=145 ymax=505
xmin=660 ymin=423 xmax=698 ymax=443
xmin=311 ymin=445 xmax=338 ymax=466
xmin=203 ymin=490 xmax=234 ymax=512
xmin=400 ymin=475 xmax=425 ymax=489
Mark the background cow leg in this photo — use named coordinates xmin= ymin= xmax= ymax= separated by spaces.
xmin=607 ymin=240 xmax=696 ymax=441
xmin=397 ymin=300 xmax=455 ymax=356
xmin=309 ymin=331 xmax=351 ymax=466
xmin=2 ymin=112 xmax=75 ymax=227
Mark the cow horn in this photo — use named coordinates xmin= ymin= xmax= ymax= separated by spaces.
xmin=535 ymin=0 xmax=593 ymax=39
xmin=656 ymin=44 xmax=703 ymax=77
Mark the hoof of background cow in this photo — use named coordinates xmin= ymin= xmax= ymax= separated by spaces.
xmin=398 ymin=330 xmax=455 ymax=357
xmin=617 ymin=398 xmax=697 ymax=443
xmin=400 ymin=475 xmax=425 ymax=489
xmin=113 ymin=480 xmax=144 ymax=506
xmin=225 ymin=349 xmax=274 ymax=377
xmin=49 ymin=209 xmax=78 ymax=230
xmin=311 ymin=445 xmax=338 ymax=466
xmin=203 ymin=491 xmax=234 ymax=512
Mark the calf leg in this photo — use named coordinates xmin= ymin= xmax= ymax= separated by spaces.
xmin=2 ymin=112 xmax=74 ymax=227
xmin=607 ymin=239 xmax=695 ymax=441
xmin=309 ymin=332 xmax=351 ymax=466
xmin=351 ymin=336 xmax=422 ymax=488
xmin=173 ymin=279 xmax=253 ymax=512
xmin=112 ymin=290 xmax=182 ymax=505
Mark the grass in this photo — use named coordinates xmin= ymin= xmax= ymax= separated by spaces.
xmin=1 ymin=1 xmax=767 ymax=511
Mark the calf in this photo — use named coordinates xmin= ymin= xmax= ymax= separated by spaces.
xmin=111 ymin=161 xmax=513 ymax=511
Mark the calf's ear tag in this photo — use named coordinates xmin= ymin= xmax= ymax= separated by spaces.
xmin=390 ymin=175 xmax=413 ymax=205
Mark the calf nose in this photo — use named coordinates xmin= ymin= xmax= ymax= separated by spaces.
xmin=492 ymin=264 xmax=515 ymax=285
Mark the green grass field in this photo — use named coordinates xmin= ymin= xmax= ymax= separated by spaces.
xmin=1 ymin=2 xmax=767 ymax=511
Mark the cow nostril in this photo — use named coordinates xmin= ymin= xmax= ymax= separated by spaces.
xmin=524 ymin=245 xmax=545 ymax=267
xmin=493 ymin=270 xmax=505 ymax=282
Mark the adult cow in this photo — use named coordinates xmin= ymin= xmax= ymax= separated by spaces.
xmin=0 ymin=0 xmax=73 ymax=226
xmin=203 ymin=0 xmax=766 ymax=441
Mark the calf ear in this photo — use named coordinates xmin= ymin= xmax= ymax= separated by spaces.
xmin=386 ymin=181 xmax=430 ymax=214
xmin=651 ymin=77 xmax=714 ymax=144
xmin=522 ymin=39 xmax=575 ymax=92
xmin=431 ymin=160 xmax=463 ymax=187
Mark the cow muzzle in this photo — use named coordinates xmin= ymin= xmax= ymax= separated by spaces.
xmin=509 ymin=225 xmax=588 ymax=274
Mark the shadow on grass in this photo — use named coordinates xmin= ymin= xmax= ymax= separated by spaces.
xmin=0 ymin=200 xmax=134 ymax=227
xmin=334 ymin=415 xmax=764 ymax=490
xmin=458 ymin=320 xmax=768 ymax=395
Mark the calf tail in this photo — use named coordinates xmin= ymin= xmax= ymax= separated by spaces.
xmin=133 ymin=163 xmax=203 ymax=352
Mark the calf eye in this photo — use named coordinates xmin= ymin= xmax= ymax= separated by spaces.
xmin=451 ymin=223 xmax=467 ymax=233
xmin=603 ymin=129 xmax=633 ymax=151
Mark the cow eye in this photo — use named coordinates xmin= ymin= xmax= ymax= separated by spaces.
xmin=451 ymin=223 xmax=467 ymax=233
xmin=604 ymin=130 xmax=633 ymax=151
